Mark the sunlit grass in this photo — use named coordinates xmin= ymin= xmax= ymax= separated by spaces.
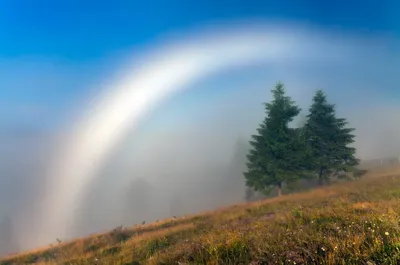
xmin=2 ymin=166 xmax=400 ymax=264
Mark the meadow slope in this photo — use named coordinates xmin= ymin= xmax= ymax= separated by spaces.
xmin=2 ymin=166 xmax=400 ymax=265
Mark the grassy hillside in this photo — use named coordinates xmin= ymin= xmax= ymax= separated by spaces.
xmin=2 ymin=166 xmax=400 ymax=265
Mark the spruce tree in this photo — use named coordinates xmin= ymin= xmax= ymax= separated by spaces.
xmin=304 ymin=90 xmax=359 ymax=186
xmin=244 ymin=82 xmax=309 ymax=196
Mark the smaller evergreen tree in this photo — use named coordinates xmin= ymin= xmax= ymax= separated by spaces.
xmin=304 ymin=90 xmax=359 ymax=185
xmin=244 ymin=82 xmax=310 ymax=196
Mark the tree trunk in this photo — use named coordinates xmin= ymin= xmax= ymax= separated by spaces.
xmin=318 ymin=167 xmax=324 ymax=186
xmin=277 ymin=182 xmax=282 ymax=197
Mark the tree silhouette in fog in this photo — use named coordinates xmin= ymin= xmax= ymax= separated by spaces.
xmin=219 ymin=137 xmax=249 ymax=204
xmin=123 ymin=178 xmax=154 ymax=225
xmin=0 ymin=215 xmax=18 ymax=256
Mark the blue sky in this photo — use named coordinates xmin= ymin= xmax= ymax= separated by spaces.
xmin=0 ymin=0 xmax=399 ymax=132
xmin=0 ymin=0 xmax=398 ymax=59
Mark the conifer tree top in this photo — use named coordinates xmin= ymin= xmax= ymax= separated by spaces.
xmin=304 ymin=89 xmax=359 ymax=180
xmin=244 ymin=82 xmax=309 ymax=195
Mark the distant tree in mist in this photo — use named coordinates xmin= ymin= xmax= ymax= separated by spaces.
xmin=169 ymin=193 xmax=185 ymax=217
xmin=229 ymin=138 xmax=249 ymax=183
xmin=123 ymin=178 xmax=153 ymax=225
xmin=295 ymin=112 xmax=308 ymax=128
xmin=244 ymin=82 xmax=311 ymax=196
xmin=304 ymin=90 xmax=359 ymax=185
xmin=218 ymin=137 xmax=249 ymax=204
xmin=244 ymin=186 xmax=268 ymax=202
xmin=0 ymin=215 xmax=18 ymax=256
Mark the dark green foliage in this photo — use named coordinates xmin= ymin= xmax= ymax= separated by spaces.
xmin=244 ymin=186 xmax=267 ymax=202
xmin=304 ymin=90 xmax=359 ymax=185
xmin=244 ymin=82 xmax=311 ymax=196
xmin=244 ymin=84 xmax=359 ymax=196
xmin=354 ymin=169 xmax=368 ymax=178
xmin=107 ymin=229 xmax=132 ymax=244
xmin=23 ymin=254 xmax=39 ymax=264
xmin=370 ymin=242 xmax=400 ymax=264
xmin=101 ymin=246 xmax=121 ymax=256
xmin=146 ymin=237 xmax=170 ymax=257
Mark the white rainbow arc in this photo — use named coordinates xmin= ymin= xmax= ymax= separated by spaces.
xmin=32 ymin=25 xmax=342 ymax=248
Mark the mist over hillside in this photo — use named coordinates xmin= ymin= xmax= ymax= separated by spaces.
xmin=2 ymin=112 xmax=400 ymax=256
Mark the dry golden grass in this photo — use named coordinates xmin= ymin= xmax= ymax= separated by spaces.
xmin=2 ymin=166 xmax=400 ymax=264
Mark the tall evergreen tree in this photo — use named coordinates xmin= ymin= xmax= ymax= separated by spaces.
xmin=244 ymin=82 xmax=310 ymax=196
xmin=304 ymin=90 xmax=359 ymax=185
